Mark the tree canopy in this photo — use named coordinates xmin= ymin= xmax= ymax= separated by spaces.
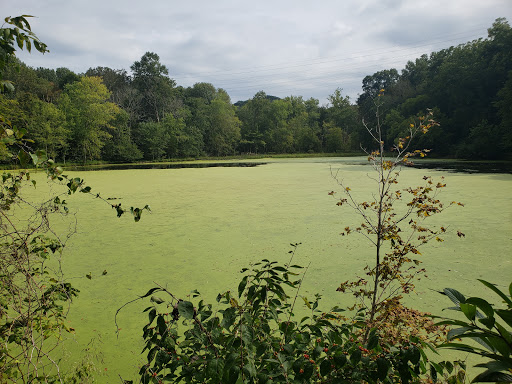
xmin=1 ymin=18 xmax=511 ymax=163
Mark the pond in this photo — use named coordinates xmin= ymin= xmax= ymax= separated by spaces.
xmin=31 ymin=157 xmax=512 ymax=381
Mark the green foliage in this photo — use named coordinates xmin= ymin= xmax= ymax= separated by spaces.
xmin=361 ymin=18 xmax=512 ymax=159
xmin=0 ymin=15 xmax=48 ymax=92
xmin=436 ymin=280 xmax=512 ymax=383
xmin=131 ymin=257 xmax=443 ymax=383
xmin=59 ymin=76 xmax=121 ymax=163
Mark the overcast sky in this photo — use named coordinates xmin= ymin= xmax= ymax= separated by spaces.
xmin=3 ymin=0 xmax=511 ymax=103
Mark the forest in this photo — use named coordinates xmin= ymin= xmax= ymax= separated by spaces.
xmin=0 ymin=17 xmax=510 ymax=164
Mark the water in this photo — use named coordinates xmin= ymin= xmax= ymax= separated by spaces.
xmin=19 ymin=157 xmax=512 ymax=382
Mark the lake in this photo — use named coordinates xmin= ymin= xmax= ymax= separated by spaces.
xmin=28 ymin=157 xmax=512 ymax=382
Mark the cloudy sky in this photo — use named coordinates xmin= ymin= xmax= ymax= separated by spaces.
xmin=3 ymin=0 xmax=511 ymax=103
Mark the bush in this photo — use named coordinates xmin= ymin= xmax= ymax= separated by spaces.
xmin=127 ymin=255 xmax=452 ymax=384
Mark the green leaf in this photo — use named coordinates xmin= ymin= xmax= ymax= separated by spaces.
xmin=376 ymin=358 xmax=389 ymax=380
xmin=479 ymin=316 xmax=496 ymax=329
xmin=140 ymin=288 xmax=161 ymax=298
xmin=150 ymin=296 xmax=164 ymax=304
xmin=147 ymin=346 xmax=158 ymax=363
xmin=366 ymin=329 xmax=378 ymax=350
xmin=495 ymin=322 xmax=512 ymax=344
xmin=350 ymin=349 xmax=361 ymax=365
xmin=495 ymin=309 xmax=512 ymax=328
xmin=474 ymin=360 xmax=512 ymax=373
xmin=486 ymin=336 xmax=510 ymax=356
xmin=320 ymin=359 xmax=331 ymax=376
xmin=466 ymin=297 xmax=494 ymax=319
xmin=471 ymin=370 xmax=512 ymax=383
xmin=333 ymin=352 xmax=347 ymax=367
xmin=157 ymin=315 xmax=167 ymax=336
xmin=460 ymin=303 xmax=477 ymax=321
xmin=17 ymin=150 xmax=30 ymax=167
xmin=408 ymin=346 xmax=421 ymax=364
xmin=444 ymin=288 xmax=466 ymax=306
xmin=207 ymin=358 xmax=225 ymax=378
xmin=221 ymin=307 xmax=236 ymax=329
xmin=29 ymin=152 xmax=39 ymax=165
xmin=178 ymin=301 xmax=194 ymax=320
xmin=430 ymin=363 xmax=438 ymax=383
xmin=148 ymin=308 xmax=157 ymax=325
xmin=478 ymin=280 xmax=512 ymax=307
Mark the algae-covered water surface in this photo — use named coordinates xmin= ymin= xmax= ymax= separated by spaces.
xmin=35 ymin=158 xmax=511 ymax=382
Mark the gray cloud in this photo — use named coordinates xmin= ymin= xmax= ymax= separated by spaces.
xmin=3 ymin=0 xmax=511 ymax=102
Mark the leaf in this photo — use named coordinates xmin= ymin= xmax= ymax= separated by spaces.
xmin=474 ymin=360 xmax=512 ymax=373
xmin=479 ymin=316 xmax=496 ymax=329
xmin=148 ymin=308 xmax=157 ymax=325
xmin=140 ymin=287 xmax=161 ymax=298
xmin=320 ymin=359 xmax=331 ymax=376
xmin=407 ymin=346 xmax=421 ymax=365
xmin=150 ymin=296 xmax=164 ymax=304
xmin=376 ymin=358 xmax=389 ymax=380
xmin=495 ymin=322 xmax=512 ymax=344
xmin=486 ymin=336 xmax=510 ymax=356
xmin=466 ymin=297 xmax=494 ymax=319
xmin=471 ymin=370 xmax=512 ymax=383
xmin=444 ymin=288 xmax=466 ymax=306
xmin=460 ymin=303 xmax=477 ymax=321
xmin=17 ymin=150 xmax=30 ymax=167
xmin=495 ymin=309 xmax=512 ymax=328
xmin=350 ymin=349 xmax=361 ymax=365
xmin=178 ymin=301 xmax=194 ymax=320
xmin=430 ymin=363 xmax=438 ymax=383
xmin=302 ymin=296 xmax=311 ymax=309
xmin=367 ymin=329 xmax=378 ymax=350
xmin=157 ymin=315 xmax=167 ymax=335
xmin=478 ymin=280 xmax=512 ymax=307
xmin=30 ymin=153 xmax=39 ymax=166
xmin=221 ymin=307 xmax=236 ymax=329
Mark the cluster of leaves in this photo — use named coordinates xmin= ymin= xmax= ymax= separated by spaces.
xmin=0 ymin=15 xmax=48 ymax=92
xmin=126 ymin=256 xmax=458 ymax=384
xmin=436 ymin=280 xmax=512 ymax=383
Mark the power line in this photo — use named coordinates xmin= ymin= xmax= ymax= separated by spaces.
xmin=171 ymin=26 xmax=488 ymax=82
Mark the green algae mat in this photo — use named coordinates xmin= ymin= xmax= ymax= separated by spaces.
xmin=24 ymin=158 xmax=511 ymax=382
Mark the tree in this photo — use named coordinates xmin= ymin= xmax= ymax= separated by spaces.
xmin=59 ymin=76 xmax=120 ymax=163
xmin=325 ymin=89 xmax=361 ymax=151
xmin=55 ymin=67 xmax=80 ymax=89
xmin=20 ymin=93 xmax=68 ymax=160
xmin=131 ymin=52 xmax=177 ymax=123
xmin=101 ymin=109 xmax=142 ymax=162
xmin=324 ymin=122 xmax=350 ymax=153
xmin=237 ymin=91 xmax=273 ymax=153
xmin=330 ymin=90 xmax=463 ymax=339
xmin=205 ymin=93 xmax=241 ymax=156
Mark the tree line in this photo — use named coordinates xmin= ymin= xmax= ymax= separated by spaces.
xmin=1 ymin=18 xmax=510 ymax=164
